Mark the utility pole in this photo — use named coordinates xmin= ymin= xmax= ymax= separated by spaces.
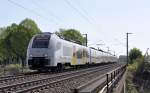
xmin=126 ymin=32 xmax=132 ymax=65
xmin=83 ymin=34 xmax=87 ymax=47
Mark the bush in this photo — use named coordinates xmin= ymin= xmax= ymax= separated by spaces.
xmin=5 ymin=64 xmax=22 ymax=75
xmin=128 ymin=57 xmax=143 ymax=73
xmin=126 ymin=57 xmax=143 ymax=93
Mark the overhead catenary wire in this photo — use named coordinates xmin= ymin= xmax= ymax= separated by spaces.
xmin=7 ymin=0 xmax=61 ymax=26
xmin=64 ymin=0 xmax=116 ymax=45
xmin=113 ymin=38 xmax=126 ymax=47
xmin=63 ymin=0 xmax=109 ymax=50
xmin=63 ymin=0 xmax=93 ymax=24
xmin=69 ymin=0 xmax=129 ymax=50
xmin=88 ymin=40 xmax=104 ymax=46
xmin=8 ymin=0 xmax=125 ymax=56
xmin=73 ymin=0 xmax=96 ymax=23
xmin=32 ymin=0 xmax=64 ymax=25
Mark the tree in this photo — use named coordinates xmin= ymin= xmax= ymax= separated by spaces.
xmin=55 ymin=28 xmax=86 ymax=45
xmin=129 ymin=48 xmax=142 ymax=63
xmin=19 ymin=18 xmax=41 ymax=38
xmin=0 ymin=18 xmax=41 ymax=65
xmin=0 ymin=27 xmax=7 ymax=63
xmin=11 ymin=18 xmax=41 ymax=59
xmin=10 ymin=18 xmax=41 ymax=65
xmin=0 ymin=27 xmax=13 ymax=63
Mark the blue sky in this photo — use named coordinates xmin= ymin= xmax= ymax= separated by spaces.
xmin=1 ymin=0 xmax=150 ymax=56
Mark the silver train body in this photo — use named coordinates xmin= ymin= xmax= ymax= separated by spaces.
xmin=26 ymin=32 xmax=118 ymax=70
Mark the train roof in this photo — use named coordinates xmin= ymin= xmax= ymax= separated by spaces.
xmin=55 ymin=34 xmax=84 ymax=46
xmin=39 ymin=33 xmax=115 ymax=56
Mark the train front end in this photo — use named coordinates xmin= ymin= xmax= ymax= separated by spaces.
xmin=26 ymin=33 xmax=52 ymax=71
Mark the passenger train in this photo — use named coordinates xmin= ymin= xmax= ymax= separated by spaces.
xmin=26 ymin=32 xmax=118 ymax=71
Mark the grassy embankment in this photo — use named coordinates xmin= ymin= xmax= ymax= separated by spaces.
xmin=0 ymin=64 xmax=34 ymax=76
xmin=126 ymin=57 xmax=150 ymax=93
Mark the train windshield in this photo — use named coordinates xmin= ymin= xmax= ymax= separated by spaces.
xmin=32 ymin=35 xmax=50 ymax=48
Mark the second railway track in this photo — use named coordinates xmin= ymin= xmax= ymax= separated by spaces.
xmin=0 ymin=63 xmax=122 ymax=93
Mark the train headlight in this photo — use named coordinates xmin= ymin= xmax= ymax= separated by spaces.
xmin=44 ymin=54 xmax=48 ymax=57
xmin=29 ymin=54 xmax=32 ymax=57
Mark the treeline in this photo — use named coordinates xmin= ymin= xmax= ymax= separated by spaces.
xmin=0 ymin=18 xmax=41 ymax=66
xmin=0 ymin=18 xmax=87 ymax=67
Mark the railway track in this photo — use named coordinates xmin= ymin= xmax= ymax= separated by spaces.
xmin=18 ymin=63 xmax=122 ymax=93
xmin=0 ymin=71 xmax=40 ymax=79
xmin=0 ymin=63 xmax=122 ymax=93
xmin=0 ymin=63 xmax=110 ymax=86
xmin=0 ymin=72 xmax=49 ymax=86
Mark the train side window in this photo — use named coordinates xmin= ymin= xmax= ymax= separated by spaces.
xmin=83 ymin=49 xmax=89 ymax=58
xmin=76 ymin=49 xmax=82 ymax=58
xmin=63 ymin=46 xmax=72 ymax=56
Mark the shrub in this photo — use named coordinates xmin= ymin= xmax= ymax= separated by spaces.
xmin=5 ymin=64 xmax=22 ymax=75
xmin=126 ymin=57 xmax=143 ymax=93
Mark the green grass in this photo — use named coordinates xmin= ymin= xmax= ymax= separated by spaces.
xmin=5 ymin=64 xmax=22 ymax=75
xmin=0 ymin=64 xmax=37 ymax=76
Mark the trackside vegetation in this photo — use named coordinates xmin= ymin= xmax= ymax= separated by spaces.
xmin=0 ymin=18 xmax=41 ymax=75
xmin=126 ymin=57 xmax=143 ymax=93
xmin=126 ymin=48 xmax=150 ymax=93
xmin=0 ymin=18 xmax=86 ymax=75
